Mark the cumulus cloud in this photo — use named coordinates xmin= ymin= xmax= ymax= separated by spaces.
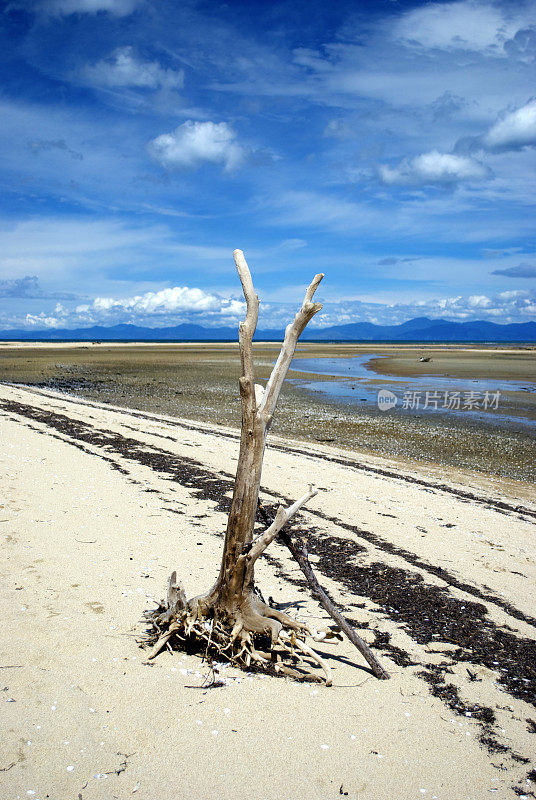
xmin=392 ymin=0 xmax=528 ymax=54
xmin=311 ymin=289 xmax=536 ymax=328
xmin=75 ymin=286 xmax=245 ymax=321
xmin=429 ymin=91 xmax=468 ymax=122
xmin=378 ymin=150 xmax=491 ymax=186
xmin=482 ymin=98 xmax=536 ymax=151
xmin=25 ymin=312 xmax=63 ymax=328
xmin=456 ymin=98 xmax=536 ymax=154
xmin=82 ymin=47 xmax=184 ymax=91
xmin=418 ymin=289 xmax=536 ymax=320
xmin=503 ymin=27 xmax=536 ymax=61
xmin=10 ymin=282 xmax=536 ymax=332
xmin=148 ymin=121 xmax=245 ymax=172
xmin=0 ymin=276 xmax=44 ymax=298
xmin=5 ymin=282 xmax=536 ymax=332
xmin=491 ymin=263 xmax=536 ymax=278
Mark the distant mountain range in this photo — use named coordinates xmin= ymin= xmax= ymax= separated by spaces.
xmin=1 ymin=317 xmax=535 ymax=342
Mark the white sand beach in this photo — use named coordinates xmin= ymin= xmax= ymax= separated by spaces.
xmin=1 ymin=383 xmax=535 ymax=800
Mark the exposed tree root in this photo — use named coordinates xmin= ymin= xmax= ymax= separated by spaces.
xmin=142 ymin=571 xmax=335 ymax=684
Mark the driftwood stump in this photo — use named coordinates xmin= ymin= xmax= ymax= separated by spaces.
xmin=144 ymin=249 xmax=389 ymax=684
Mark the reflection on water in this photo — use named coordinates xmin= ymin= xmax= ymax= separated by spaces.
xmin=289 ymin=355 xmax=536 ymax=429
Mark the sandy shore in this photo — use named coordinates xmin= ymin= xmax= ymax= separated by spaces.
xmin=1 ymin=384 xmax=535 ymax=800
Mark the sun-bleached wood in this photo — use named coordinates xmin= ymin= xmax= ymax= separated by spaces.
xmin=146 ymin=249 xmax=388 ymax=683
xmin=257 ymin=502 xmax=390 ymax=680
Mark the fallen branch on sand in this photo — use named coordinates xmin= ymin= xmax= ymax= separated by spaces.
xmin=257 ymin=502 xmax=390 ymax=680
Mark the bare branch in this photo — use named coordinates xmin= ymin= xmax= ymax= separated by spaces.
xmin=234 ymin=249 xmax=260 ymax=413
xmin=303 ymin=272 xmax=324 ymax=305
xmin=257 ymin=502 xmax=390 ymax=680
xmin=247 ymin=484 xmax=317 ymax=565
xmin=145 ymin=621 xmax=180 ymax=661
xmin=292 ymin=636 xmax=333 ymax=687
xmin=258 ymin=274 xmax=323 ymax=424
xmin=234 ymin=249 xmax=259 ymax=338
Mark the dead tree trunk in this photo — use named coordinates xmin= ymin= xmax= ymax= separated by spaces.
xmin=144 ymin=249 xmax=387 ymax=684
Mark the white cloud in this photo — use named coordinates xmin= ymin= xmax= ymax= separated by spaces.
xmin=148 ymin=121 xmax=245 ymax=172
xmin=31 ymin=0 xmax=141 ymax=16
xmin=82 ymin=47 xmax=184 ymax=91
xmin=467 ymin=294 xmax=491 ymax=308
xmin=392 ymin=1 xmax=529 ymax=54
xmin=0 ymin=276 xmax=43 ymax=298
xmin=309 ymin=289 xmax=536 ymax=327
xmin=271 ymin=190 xmax=383 ymax=232
xmin=0 ymin=275 xmax=76 ymax=299
xmin=379 ymin=150 xmax=491 ymax=186
xmin=77 ymin=286 xmax=246 ymax=321
xmin=25 ymin=312 xmax=62 ymax=328
xmin=4 ymin=280 xmax=536 ymax=331
xmin=504 ymin=26 xmax=536 ymax=62
xmin=482 ymin=98 xmax=536 ymax=151
xmin=0 ymin=217 xmax=171 ymax=282
xmin=277 ymin=238 xmax=308 ymax=251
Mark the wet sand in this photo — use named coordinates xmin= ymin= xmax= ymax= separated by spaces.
xmin=1 ymin=342 xmax=535 ymax=481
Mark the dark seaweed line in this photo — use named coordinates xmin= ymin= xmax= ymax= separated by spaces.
xmin=9 ymin=383 xmax=536 ymax=522
xmin=301 ymin=527 xmax=536 ymax=707
xmin=1 ymin=397 xmax=535 ymax=710
xmin=7 ymin=389 xmax=536 ymax=631
xmin=3 ymin=396 xmax=535 ymax=631
xmin=304 ymin=506 xmax=536 ymax=630
xmin=4 ymin=394 xmax=536 ymax=627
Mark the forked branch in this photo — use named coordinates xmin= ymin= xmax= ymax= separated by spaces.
xmin=244 ymin=485 xmax=317 ymax=585
xmin=258 ymin=273 xmax=324 ymax=425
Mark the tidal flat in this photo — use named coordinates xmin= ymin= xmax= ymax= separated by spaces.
xmin=1 ymin=341 xmax=535 ymax=481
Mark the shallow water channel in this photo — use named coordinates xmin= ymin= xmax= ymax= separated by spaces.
xmin=289 ymin=355 xmax=536 ymax=430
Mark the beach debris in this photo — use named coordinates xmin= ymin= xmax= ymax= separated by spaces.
xmin=257 ymin=502 xmax=390 ymax=680
xmin=142 ymin=250 xmax=390 ymax=685
xmin=103 ymin=752 xmax=133 ymax=777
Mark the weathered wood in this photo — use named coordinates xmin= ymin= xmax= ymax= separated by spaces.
xmin=258 ymin=502 xmax=390 ymax=680
xmin=212 ymin=250 xmax=323 ymax=603
xmin=146 ymin=248 xmax=395 ymax=684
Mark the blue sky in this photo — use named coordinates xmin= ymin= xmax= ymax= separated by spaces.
xmin=0 ymin=0 xmax=535 ymax=331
